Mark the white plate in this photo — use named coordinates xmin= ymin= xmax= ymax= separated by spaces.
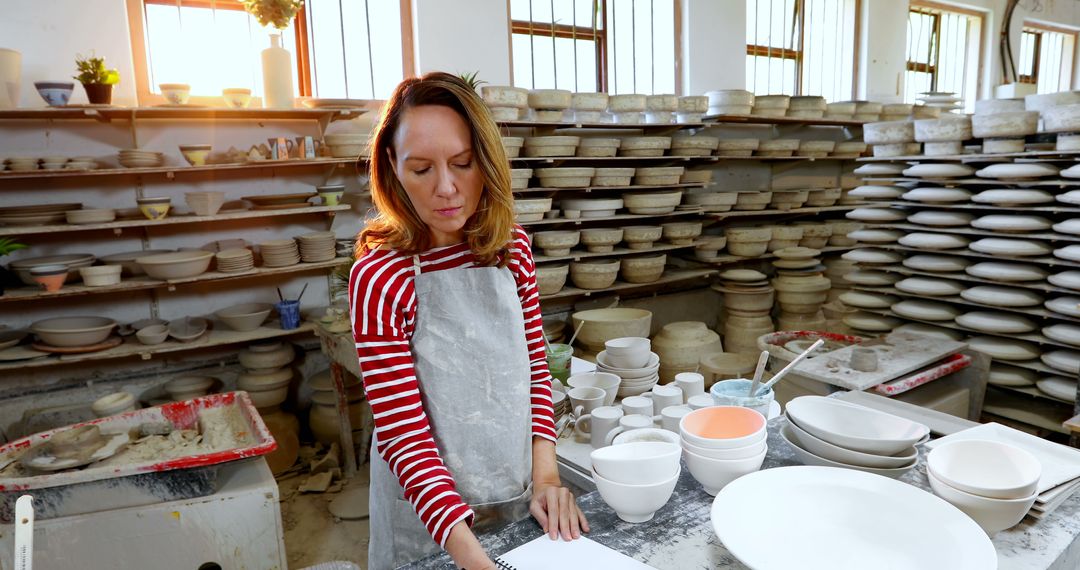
xmin=1057 ymin=190 xmax=1080 ymax=206
xmin=903 ymin=254 xmax=970 ymax=272
xmin=838 ymin=291 xmax=898 ymax=309
xmin=843 ymin=312 xmax=901 ymax=332
xmin=955 ymin=311 xmax=1036 ymax=333
xmin=895 ymin=276 xmax=964 ymax=296
xmin=1060 ymin=163 xmax=1080 ymax=179
xmin=711 ymin=466 xmax=996 ymax=570
xmin=1054 ymin=244 xmax=1080 ymax=262
xmin=1042 ymin=349 xmax=1080 ymax=373
xmin=779 ymin=425 xmax=918 ymax=479
xmin=1045 ymin=296 xmax=1080 ymax=318
xmin=971 ymin=215 xmax=1052 ymax=233
xmin=988 ymin=364 xmax=1038 ymax=387
xmin=1036 ymin=376 xmax=1077 ymax=402
xmin=900 ymin=187 xmax=972 ymax=203
xmin=967 ymin=336 xmax=1041 ymax=360
xmin=908 ymin=210 xmax=974 ymax=227
xmin=894 ymin=322 xmax=965 ymax=341
xmin=1052 ymin=219 xmax=1080 ymax=236
xmin=848 ymin=185 xmax=904 ymax=199
xmin=892 ymin=299 xmax=960 ymax=321
xmin=1043 ymin=324 xmax=1080 ymax=347
xmin=971 ymin=188 xmax=1054 ymax=206
xmin=969 ymin=237 xmax=1052 ymax=257
xmin=847 ymin=228 xmax=903 ymax=243
xmin=846 ymin=208 xmax=907 ymax=222
xmin=960 ymin=285 xmax=1043 ymax=307
xmin=902 ymin=163 xmax=975 ymax=178
xmin=898 ymin=232 xmax=970 ymax=250
xmin=843 ymin=270 xmax=900 ymax=286
xmin=976 ymin=163 xmax=1060 ymax=179
xmin=841 ymin=248 xmax=904 ymax=264
xmin=300 ymin=98 xmax=375 ymax=110
xmin=853 ymin=163 xmax=905 ymax=176
xmin=784 ymin=396 xmax=929 ymax=455
xmin=965 ymin=261 xmax=1047 ymax=282
xmin=1049 ymin=270 xmax=1080 ymax=291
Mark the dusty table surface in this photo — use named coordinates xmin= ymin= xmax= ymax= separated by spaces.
xmin=402 ymin=415 xmax=1080 ymax=570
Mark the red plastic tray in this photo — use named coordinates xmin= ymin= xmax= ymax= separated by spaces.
xmin=0 ymin=391 xmax=276 ymax=492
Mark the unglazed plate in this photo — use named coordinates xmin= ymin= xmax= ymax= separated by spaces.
xmin=1042 ymin=349 xmax=1080 ymax=374
xmin=853 ymin=163 xmax=905 ymax=176
xmin=1054 ymin=245 xmax=1080 ymax=262
xmin=838 ymin=291 xmax=898 ymax=309
xmin=971 ymin=188 xmax=1054 ymax=206
xmin=988 ymin=365 xmax=1038 ymax=387
xmin=967 ymin=336 xmax=1041 ymax=360
xmin=893 ymin=322 xmax=965 ymax=341
xmin=960 ymin=286 xmax=1043 ymax=307
xmin=1036 ymin=377 xmax=1077 ymax=402
xmin=903 ymin=254 xmax=971 ymax=273
xmin=975 ymin=163 xmax=1060 ymax=179
xmin=955 ymin=311 xmax=1036 ymax=334
xmin=895 ymin=277 xmax=964 ymax=297
xmin=1048 ymin=270 xmax=1080 ymax=291
xmin=971 ymin=215 xmax=1052 ymax=233
xmin=965 ymin=261 xmax=1048 ymax=282
xmin=969 ymin=237 xmax=1052 ymax=257
xmin=891 ymin=299 xmax=961 ymax=321
xmin=849 ymin=185 xmax=904 ymax=199
xmin=908 ymin=210 xmax=974 ymax=227
xmin=898 ymin=232 xmax=970 ymax=250
xmin=846 ymin=208 xmax=907 ymax=222
xmin=842 ymin=248 xmax=904 ymax=264
xmin=902 ymin=163 xmax=975 ymax=178
xmin=1045 ymin=296 xmax=1080 ymax=318
xmin=1043 ymin=324 xmax=1080 ymax=348
xmin=900 ymin=187 xmax=972 ymax=203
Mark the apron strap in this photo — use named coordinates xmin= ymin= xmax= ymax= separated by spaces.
xmin=411 ymin=255 xmax=422 ymax=277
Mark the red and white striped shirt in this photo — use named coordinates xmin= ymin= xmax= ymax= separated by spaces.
xmin=348 ymin=225 xmax=557 ymax=547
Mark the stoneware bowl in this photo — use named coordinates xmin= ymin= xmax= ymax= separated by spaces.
xmin=683 ymin=445 xmax=767 ymax=495
xmin=926 ymin=439 xmax=1041 ymax=500
xmin=591 ymin=441 xmax=681 ymax=485
xmin=591 ymin=466 xmax=680 ymax=522
xmin=928 ymin=470 xmax=1036 ymax=537
xmin=136 ymin=251 xmax=214 ymax=280
xmin=680 ymin=406 xmax=767 ymax=449
xmin=135 ymin=324 xmax=169 ymax=345
xmin=215 ymin=302 xmax=273 ymax=332
xmin=30 ymin=316 xmax=117 ymax=347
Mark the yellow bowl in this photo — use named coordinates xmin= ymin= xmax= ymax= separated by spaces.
xmin=139 ymin=203 xmax=171 ymax=220
xmin=180 ymin=148 xmax=211 ymax=166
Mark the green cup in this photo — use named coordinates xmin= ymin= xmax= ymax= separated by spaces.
xmin=546 ymin=343 xmax=573 ymax=383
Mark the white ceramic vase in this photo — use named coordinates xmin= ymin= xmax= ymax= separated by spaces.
xmin=0 ymin=48 xmax=20 ymax=109
xmin=261 ymin=33 xmax=295 ymax=109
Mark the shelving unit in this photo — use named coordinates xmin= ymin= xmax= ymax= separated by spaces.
xmin=886 ymin=200 xmax=1080 ymax=214
xmin=514 ymin=183 xmax=705 ymax=194
xmin=864 ymin=264 xmax=1078 ymax=295
xmin=875 ymin=244 xmax=1080 ymax=268
xmin=696 ymin=245 xmax=859 ymax=266
xmin=706 ymin=204 xmax=863 ymax=220
xmin=0 ymin=157 xmax=360 ymax=182
xmin=539 ymin=269 xmax=717 ymax=302
xmin=867 ymin=223 xmax=1080 ymax=243
xmin=849 ymin=284 xmax=1079 ymax=323
xmin=533 ymin=243 xmax=694 ymax=264
xmin=519 ymin=210 xmax=702 ymax=228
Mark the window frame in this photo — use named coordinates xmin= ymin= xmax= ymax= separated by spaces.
xmin=1019 ymin=21 xmax=1078 ymax=89
xmin=127 ymin=0 xmax=414 ymax=106
xmin=744 ymin=0 xmax=861 ymax=99
xmin=905 ymin=0 xmax=985 ymax=103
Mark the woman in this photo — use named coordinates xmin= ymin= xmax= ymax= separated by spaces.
xmin=349 ymin=72 xmax=589 ymax=570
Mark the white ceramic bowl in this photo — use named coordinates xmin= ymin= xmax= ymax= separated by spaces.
xmin=612 ymin=427 xmax=680 ymax=446
xmin=215 ymin=302 xmax=273 ymax=332
xmin=30 ymin=316 xmax=117 ymax=347
xmin=928 ymin=471 xmax=1036 ymax=537
xmin=591 ymin=441 xmax=681 ymax=485
xmin=927 ymin=439 xmax=1041 ymax=500
xmin=567 ymin=372 xmax=621 ymax=406
xmin=682 ymin=436 xmax=766 ymax=461
xmin=780 ymin=424 xmax=918 ymax=479
xmin=603 ymin=337 xmax=651 ymax=369
xmin=135 ymin=324 xmax=169 ymax=345
xmin=786 ymin=415 xmax=918 ymax=468
xmin=136 ymin=251 xmax=215 ymax=280
xmin=591 ymin=466 xmax=680 ymax=522
xmin=78 ymin=265 xmax=122 ymax=287
xmin=684 ymin=446 xmax=767 ymax=495
xmin=785 ymin=396 xmax=929 ymax=456
xmin=679 ymin=406 xmax=767 ymax=449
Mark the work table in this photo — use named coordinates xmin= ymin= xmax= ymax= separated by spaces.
xmin=404 ymin=414 xmax=1080 ymax=569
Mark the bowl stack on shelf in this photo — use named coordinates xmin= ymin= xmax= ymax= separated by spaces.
xmin=713 ymin=269 xmax=775 ymax=355
xmin=771 ymin=248 xmax=831 ymax=332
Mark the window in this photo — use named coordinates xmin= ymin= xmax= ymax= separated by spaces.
xmin=509 ymin=0 xmax=676 ymax=95
xmin=1019 ymin=23 xmax=1077 ymax=94
xmin=905 ymin=3 xmax=983 ymax=112
xmin=745 ymin=0 xmax=858 ymax=102
xmin=129 ymin=0 xmax=407 ymax=104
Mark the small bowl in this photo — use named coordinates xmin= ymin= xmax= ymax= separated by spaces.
xmin=179 ymin=144 xmax=212 ymax=166
xmin=590 ymin=441 xmax=681 ymax=485
xmin=603 ymin=337 xmax=652 ymax=369
xmin=78 ymin=265 xmax=122 ymax=287
xmin=612 ymin=427 xmax=681 ymax=446
xmin=222 ymin=88 xmax=252 ymax=108
xmin=928 ymin=471 xmax=1036 ymax=537
xmin=135 ymin=324 xmax=169 ymax=345
xmin=567 ymin=372 xmax=621 ymax=406
xmin=682 ymin=437 xmax=767 ymax=461
xmin=163 ymin=375 xmax=215 ymax=401
xmin=927 ymin=439 xmax=1041 ymax=500
xmin=34 ymin=81 xmax=75 ymax=107
xmin=317 ymin=184 xmax=346 ymax=206
xmin=159 ymin=83 xmax=191 ymax=105
xmin=683 ymin=446 xmax=767 ymax=495
xmin=215 ymin=302 xmax=273 ymax=332
xmin=680 ymin=406 xmax=767 ymax=449
xmin=30 ymin=264 xmax=69 ymax=292
xmin=591 ymin=466 xmax=680 ymax=523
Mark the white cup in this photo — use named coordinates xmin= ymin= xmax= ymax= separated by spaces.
xmin=651 ymin=384 xmax=684 ymax=412
xmin=604 ymin=414 xmax=653 ymax=446
xmin=621 ymin=395 xmax=654 ymax=418
xmin=661 ymin=405 xmax=693 ymax=432
xmin=576 ymin=405 xmax=624 ymax=446
xmin=674 ymin=372 xmax=706 ymax=402
xmin=568 ymin=386 xmax=606 ymax=421
xmin=687 ymin=393 xmax=715 ymax=410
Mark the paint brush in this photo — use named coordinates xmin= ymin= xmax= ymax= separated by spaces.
xmin=755 ymin=338 xmax=824 ymax=396
xmin=748 ymin=350 xmax=769 ymax=396
xmin=296 ymin=283 xmax=309 ymax=303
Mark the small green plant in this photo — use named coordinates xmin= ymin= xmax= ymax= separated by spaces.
xmin=242 ymin=0 xmax=305 ymax=29
xmin=458 ymin=71 xmax=486 ymax=91
xmin=73 ymin=54 xmax=119 ymax=85
xmin=0 ymin=238 xmax=27 ymax=257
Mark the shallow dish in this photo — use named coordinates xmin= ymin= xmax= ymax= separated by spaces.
xmin=780 ymin=424 xmax=918 ymax=479
xmin=30 ymin=316 xmax=117 ymax=347
xmin=215 ymin=302 xmax=273 ymax=331
xmin=927 ymin=439 xmax=1040 ymax=500
xmin=784 ymin=396 xmax=929 ymax=456
xmin=136 ymin=251 xmax=215 ymax=280
xmin=785 ymin=417 xmax=917 ymax=469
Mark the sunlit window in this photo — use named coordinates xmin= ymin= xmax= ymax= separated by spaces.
xmin=905 ymin=3 xmax=983 ymax=112
xmin=1019 ymin=24 xmax=1077 ymax=94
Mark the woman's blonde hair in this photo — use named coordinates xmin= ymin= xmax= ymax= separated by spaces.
xmin=358 ymin=71 xmax=514 ymax=266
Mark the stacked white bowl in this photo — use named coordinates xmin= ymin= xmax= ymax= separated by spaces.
xmin=781 ymin=396 xmax=928 ymax=479
xmin=595 ymin=336 xmax=659 ymax=397
xmin=590 ymin=441 xmax=681 ymax=522
xmin=927 ymin=439 xmax=1042 ymax=536
xmin=679 ymin=406 xmax=768 ymax=495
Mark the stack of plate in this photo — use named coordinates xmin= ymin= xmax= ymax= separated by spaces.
xmin=118 ymin=149 xmax=165 ymax=168
xmin=242 ymin=193 xmax=316 ymax=211
xmin=296 ymin=232 xmax=337 ymax=262
xmin=10 ymin=253 xmax=95 ymax=285
xmin=0 ymin=203 xmax=82 ymax=226
xmin=595 ymin=350 xmax=660 ymax=397
xmin=551 ymin=389 xmax=569 ymax=423
xmin=259 ymin=239 xmax=300 ymax=267
xmin=918 ymin=92 xmax=964 ymax=114
xmin=215 ymin=248 xmax=255 ymax=273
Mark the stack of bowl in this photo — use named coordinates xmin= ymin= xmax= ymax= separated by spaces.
xmin=714 ymin=269 xmax=775 ymax=355
xmin=184 ymin=191 xmax=225 ymax=216
xmin=10 ymin=253 xmax=95 ymax=285
xmin=596 ymin=337 xmax=659 ymax=397
xmin=771 ymin=249 xmax=831 ymax=331
xmin=481 ymin=86 xmax=529 ymax=121
xmin=118 ymin=149 xmax=164 ymax=168
xmin=259 ymin=239 xmax=301 ymax=267
xmin=65 ymin=208 xmax=115 ymax=225
xmin=571 ymin=307 xmax=652 ymax=357
xmin=680 ymin=406 xmax=768 ymax=495
xmin=215 ymin=248 xmax=255 ymax=272
xmin=551 ymin=388 xmax=569 ymax=423
xmin=652 ymin=321 xmax=723 ymax=383
xmin=296 ymin=231 xmax=337 ymax=262
xmin=782 ymin=395 xmax=927 ymax=479
xmin=590 ymin=441 xmax=681 ymax=522
xmin=926 ymin=439 xmax=1041 ymax=536
xmin=528 ymin=89 xmax=572 ymax=122
xmin=324 ymin=134 xmax=368 ymax=158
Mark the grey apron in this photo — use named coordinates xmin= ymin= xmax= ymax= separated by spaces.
xmin=368 ymin=255 xmax=534 ymax=570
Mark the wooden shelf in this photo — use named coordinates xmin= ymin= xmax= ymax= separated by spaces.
xmin=859 ymin=177 xmax=1080 ymax=187
xmin=865 ymin=264 xmax=1079 ymax=295
xmin=519 ymin=209 xmax=702 ymax=227
xmin=514 ymin=182 xmax=706 ymax=194
xmin=539 ymin=269 xmax=716 ymax=301
xmin=876 ymin=244 xmax=1080 ymax=269
xmin=0 ymin=322 xmax=317 ymax=372
xmin=533 ymin=242 xmax=695 ymax=264
xmin=714 ymin=155 xmax=861 ymax=161
xmin=855 ymin=307 xmax=1078 ymax=351
xmin=0 ymin=157 xmax=361 ymax=182
xmin=983 ymin=387 xmax=1073 ymax=435
xmin=868 ymin=223 xmax=1080 ymax=244
xmin=887 ymin=200 xmax=1080 ymax=215
xmin=857 ymin=149 xmax=1080 ymax=163
xmin=702 ymin=114 xmax=865 ymax=128
xmin=0 ymin=205 xmax=350 ymax=237
xmin=0 ymin=258 xmax=349 ymax=303
xmin=511 ymin=155 xmax=720 ymax=164
xmin=0 ymin=107 xmax=368 ymax=122
xmin=498 ymin=120 xmax=705 ymax=130
xmin=849 ymin=285 xmax=1080 ymax=323
xmin=990 ymin=383 xmax=1076 ymax=408
xmin=707 ymin=204 xmax=863 ymax=220
xmin=695 ymin=245 xmax=858 ymax=266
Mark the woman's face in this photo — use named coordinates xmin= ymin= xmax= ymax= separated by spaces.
xmin=391 ymin=104 xmax=484 ymax=248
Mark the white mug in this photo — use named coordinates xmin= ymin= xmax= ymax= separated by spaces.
xmin=661 ymin=405 xmax=693 ymax=432
xmin=568 ymin=386 xmax=606 ymax=422
xmin=651 ymin=384 xmax=684 ymax=412
xmin=674 ymin=372 xmax=706 ymax=402
xmin=576 ymin=405 xmax=624 ymax=446
xmin=604 ymin=414 xmax=653 ymax=446
xmin=687 ymin=393 xmax=715 ymax=410
xmin=621 ymin=395 xmax=654 ymax=418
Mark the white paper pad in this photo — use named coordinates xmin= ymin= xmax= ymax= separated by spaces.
xmin=496 ymin=535 xmax=655 ymax=570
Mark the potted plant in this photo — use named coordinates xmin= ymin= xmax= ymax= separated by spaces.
xmin=73 ymin=54 xmax=120 ymax=105
xmin=0 ymin=238 xmax=28 ymax=297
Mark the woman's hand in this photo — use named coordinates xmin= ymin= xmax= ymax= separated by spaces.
xmin=445 ymin=521 xmax=495 ymax=569
xmin=530 ymin=481 xmax=590 ymax=540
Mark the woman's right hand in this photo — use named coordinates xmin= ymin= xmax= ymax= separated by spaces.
xmin=445 ymin=521 xmax=496 ymax=569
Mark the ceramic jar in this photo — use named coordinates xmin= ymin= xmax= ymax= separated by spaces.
xmin=238 ymin=341 xmax=294 ymax=370
xmin=651 ymin=321 xmax=723 ymax=383
xmin=309 ymin=390 xmax=367 ymax=446
xmin=237 ymin=367 xmax=293 ymax=409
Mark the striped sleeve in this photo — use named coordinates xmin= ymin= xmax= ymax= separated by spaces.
xmin=508 ymin=226 xmax=559 ymax=442
xmin=348 ymin=250 xmax=474 ymax=548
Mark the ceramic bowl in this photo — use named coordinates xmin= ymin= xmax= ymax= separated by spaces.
xmin=682 ymin=436 xmax=766 ymax=461
xmin=780 ymin=424 xmax=918 ymax=479
xmin=137 ymin=198 xmax=171 ymax=220
xmin=535 ymin=264 xmax=569 ymax=295
xmin=592 ymin=466 xmax=679 ymax=523
xmin=785 ymin=396 xmax=929 ymax=456
xmin=222 ymin=88 xmax=252 ymax=108
xmin=184 ymin=191 xmax=225 ymax=216
xmin=595 ymin=351 xmax=661 ymax=378
xmin=612 ymin=427 xmax=680 ymax=446
xmin=680 ymin=406 xmax=767 ymax=449
xmin=179 ymin=144 xmax=212 ymax=167
xmin=31 ymin=316 xmax=117 ymax=347
xmin=604 ymin=337 xmax=651 ymax=369
xmin=34 ymin=81 xmax=75 ymax=107
xmin=928 ymin=471 xmax=1036 ymax=537
xmin=168 ymin=317 xmax=209 ymax=343
xmin=136 ymin=250 xmax=214 ymax=280
xmin=927 ymin=439 xmax=1041 ymax=500
xmin=570 ymin=259 xmax=620 ymax=289
xmin=591 ymin=441 xmax=681 ymax=485
xmin=620 ymin=254 xmax=666 ymax=283
xmin=215 ymin=302 xmax=273 ymax=331
xmin=568 ymin=372 xmax=621 ymax=406
xmin=135 ymin=324 xmax=169 ymax=345
xmin=572 ymin=308 xmax=652 ymax=348
xmin=684 ymin=445 xmax=767 ymax=495
xmin=78 ymin=265 xmax=122 ymax=287
xmin=163 ymin=375 xmax=215 ymax=401
xmin=785 ymin=416 xmax=917 ymax=468
xmin=65 ymin=208 xmax=116 ymax=225
xmin=159 ymin=83 xmax=191 ymax=105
